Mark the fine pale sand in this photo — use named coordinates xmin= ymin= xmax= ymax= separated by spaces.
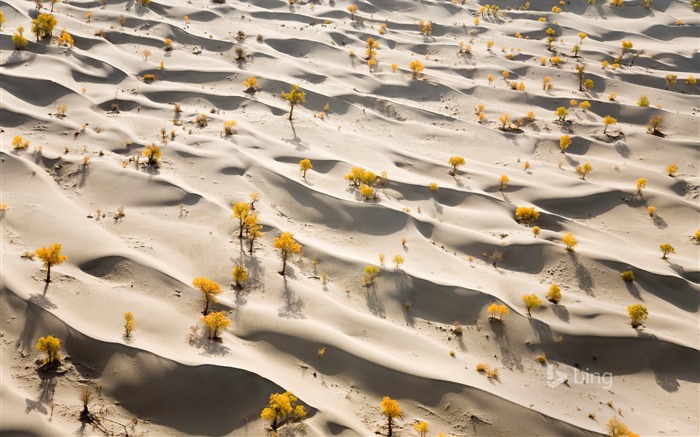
xmin=1 ymin=0 xmax=699 ymax=436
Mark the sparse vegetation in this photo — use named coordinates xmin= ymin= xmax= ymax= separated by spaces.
xmin=620 ymin=270 xmax=634 ymax=282
xmin=522 ymin=294 xmax=542 ymax=316
xmin=515 ymin=206 xmax=539 ymax=223
xmin=192 ymin=277 xmax=223 ymax=315
xmin=124 ymin=312 xmax=135 ymax=337
xmin=636 ymin=178 xmax=647 ymax=195
xmin=448 ymin=156 xmax=465 ymax=176
xmin=36 ymin=335 xmax=61 ymax=366
xmin=261 ymin=391 xmax=307 ymax=431
xmin=546 ymin=284 xmax=561 ymax=304
xmin=35 ymin=243 xmax=67 ymax=283
xmin=299 ymin=159 xmax=312 ymax=179
xmin=202 ymin=311 xmax=231 ymax=340
xmin=363 ymin=265 xmax=380 ymax=286
xmin=282 ymin=84 xmax=306 ymax=121
xmin=380 ymin=396 xmax=402 ymax=437
xmin=562 ymin=232 xmax=578 ymax=251
xmin=659 ymin=243 xmax=675 ymax=260
xmin=275 ymin=232 xmax=302 ymax=276
xmin=627 ymin=304 xmax=648 ymax=329
xmin=409 ymin=60 xmax=425 ymax=78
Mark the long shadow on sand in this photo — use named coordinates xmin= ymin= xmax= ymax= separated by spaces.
xmin=364 ymin=283 xmax=386 ymax=318
xmin=568 ymin=251 xmax=594 ymax=295
xmin=490 ymin=321 xmax=523 ymax=372
xmin=279 ymin=276 xmax=304 ymax=319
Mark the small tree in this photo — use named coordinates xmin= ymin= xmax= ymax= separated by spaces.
xmin=413 ymin=421 xmax=428 ymax=437
xmin=202 ymin=311 xmax=231 ymax=340
xmin=607 ymin=417 xmax=639 ymax=437
xmin=603 ymin=115 xmax=617 ymax=134
xmin=124 ymin=312 xmax=135 ymax=337
xmin=380 ymin=396 xmax=401 ymax=437
xmin=555 ymin=107 xmax=568 ymax=122
xmin=192 ymin=277 xmax=223 ymax=315
xmin=576 ymin=163 xmax=592 ymax=180
xmin=665 ymin=74 xmax=677 ymax=90
xmin=636 ymin=178 xmax=647 ymax=196
xmin=620 ymin=270 xmax=634 ymax=282
xmin=559 ymin=135 xmax=571 ymax=153
xmin=261 ymin=391 xmax=307 ymax=431
xmin=299 ymin=159 xmax=312 ymax=179
xmin=392 ymin=255 xmax=404 ymax=269
xmin=232 ymin=263 xmax=248 ymax=288
xmin=562 ymin=232 xmax=578 ymax=251
xmin=232 ymin=202 xmax=251 ymax=239
xmin=546 ymin=284 xmax=561 ymax=304
xmin=243 ymin=77 xmax=259 ymax=92
xmin=515 ymin=206 xmax=540 ymax=223
xmin=522 ymin=294 xmax=542 ymax=317
xmin=31 ymin=13 xmax=57 ymax=42
xmin=363 ymin=265 xmax=380 ymax=286
xmin=627 ymin=304 xmax=648 ymax=329
xmin=533 ymin=226 xmax=541 ymax=238
xmin=665 ymin=163 xmax=678 ymax=177
xmin=409 ymin=60 xmax=424 ymax=79
xmin=35 ymin=243 xmax=67 ymax=283
xmin=12 ymin=27 xmax=29 ymax=50
xmin=448 ymin=156 xmax=465 ymax=176
xmin=223 ymin=120 xmax=237 ymax=136
xmin=647 ymin=115 xmax=664 ymax=135
xmin=248 ymin=222 xmax=264 ymax=254
xmin=282 ymin=84 xmax=305 ymax=121
xmin=659 ymin=243 xmax=675 ymax=260
xmin=36 ymin=335 xmax=61 ymax=366
xmin=498 ymin=175 xmax=509 ymax=190
xmin=57 ymin=29 xmax=73 ymax=47
xmin=79 ymin=386 xmax=93 ymax=421
xmin=575 ymin=64 xmax=585 ymax=91
xmin=347 ymin=4 xmax=358 ymax=21
xmin=143 ymin=144 xmax=162 ymax=167
xmin=274 ymin=232 xmax=301 ymax=275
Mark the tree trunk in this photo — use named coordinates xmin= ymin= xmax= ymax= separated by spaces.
xmin=281 ymin=253 xmax=287 ymax=275
xmin=46 ymin=263 xmax=51 ymax=283
xmin=249 ymin=238 xmax=254 ymax=254
xmin=388 ymin=417 xmax=393 ymax=437
xmin=239 ymin=222 xmax=244 ymax=239
xmin=288 ymin=104 xmax=295 ymax=121
xmin=203 ymin=297 xmax=210 ymax=315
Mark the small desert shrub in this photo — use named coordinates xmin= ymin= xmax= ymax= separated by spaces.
xmin=559 ymin=135 xmax=571 ymax=152
xmin=637 ymin=95 xmax=650 ymax=107
xmin=607 ymin=417 xmax=639 ymax=437
xmin=487 ymin=303 xmax=509 ymax=320
xmin=546 ymin=284 xmax=561 ymax=304
xmin=36 ymin=335 xmax=62 ymax=365
xmin=35 ymin=243 xmax=67 ymax=283
xmin=448 ymin=156 xmax=465 ymax=175
xmin=522 ymin=294 xmax=542 ymax=316
xmin=282 ymin=84 xmax=306 ymax=121
xmin=347 ymin=4 xmax=358 ymax=20
xmin=31 ymin=13 xmax=58 ymax=41
xmin=359 ymin=184 xmax=375 ymax=200
xmin=143 ymin=144 xmax=162 ymax=167
xmin=124 ymin=312 xmax=135 ymax=337
xmin=12 ymin=27 xmax=29 ymax=50
xmin=58 ymin=29 xmax=73 ymax=47
xmin=196 ymin=114 xmax=209 ymax=127
xmin=620 ymin=270 xmax=634 ymax=282
xmin=409 ymin=60 xmax=425 ymax=78
xmin=580 ymin=101 xmax=591 ymax=111
xmin=562 ymin=232 xmax=578 ymax=251
xmin=143 ymin=73 xmax=156 ymax=81
xmin=299 ymin=158 xmax=312 ymax=179
xmin=486 ymin=368 xmax=499 ymax=379
xmin=647 ymin=205 xmax=656 ymax=216
xmin=12 ymin=135 xmax=30 ymax=150
xmin=243 ymin=77 xmax=259 ymax=91
xmin=515 ymin=206 xmax=539 ymax=223
xmin=475 ymin=362 xmax=489 ymax=372
xmin=429 ymin=182 xmax=439 ymax=192
xmin=536 ymin=353 xmax=547 ymax=364
xmin=555 ymin=107 xmax=568 ymax=121
xmin=659 ymin=243 xmax=675 ymax=259
xmin=363 ymin=265 xmax=380 ymax=286
xmin=532 ymin=226 xmax=541 ymax=237
xmin=636 ymin=178 xmax=647 ymax=195
xmin=223 ymin=119 xmax=237 ymax=135
xmin=647 ymin=115 xmax=664 ymax=134
xmin=627 ymin=304 xmax=648 ymax=329
xmin=665 ymin=163 xmax=678 ymax=176
xmin=576 ymin=163 xmax=592 ymax=180
xmin=603 ymin=115 xmax=617 ymax=134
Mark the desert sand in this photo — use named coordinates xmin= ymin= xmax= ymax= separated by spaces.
xmin=1 ymin=0 xmax=699 ymax=436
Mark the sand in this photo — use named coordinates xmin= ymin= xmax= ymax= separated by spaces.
xmin=1 ymin=0 xmax=699 ymax=436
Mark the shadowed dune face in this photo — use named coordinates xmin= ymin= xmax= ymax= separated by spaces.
xmin=1 ymin=0 xmax=698 ymax=436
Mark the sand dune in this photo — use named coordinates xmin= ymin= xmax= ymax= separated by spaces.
xmin=1 ymin=0 xmax=699 ymax=436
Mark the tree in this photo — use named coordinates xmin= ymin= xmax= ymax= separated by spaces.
xmin=31 ymin=13 xmax=57 ymax=42
xmin=347 ymin=4 xmax=358 ymax=21
xmin=666 ymin=163 xmax=678 ymax=176
xmin=299 ymin=159 xmax=312 ymax=179
xmin=576 ymin=163 xmax=592 ymax=180
xmin=261 ymin=391 xmax=307 ymax=431
xmin=202 ymin=311 xmax=231 ymax=340
xmin=35 ymin=243 xmax=67 ymax=283
xmin=380 ymin=396 xmax=401 ymax=437
xmin=522 ymin=294 xmax=542 ymax=317
xmin=487 ymin=303 xmax=499 ymax=319
xmin=392 ymin=255 xmax=404 ymax=269
xmin=192 ymin=277 xmax=223 ymax=315
xmin=448 ymin=156 xmax=465 ymax=176
xmin=274 ymin=232 xmax=301 ymax=275
xmin=559 ymin=134 xmax=571 ymax=152
xmin=499 ymin=175 xmax=509 ymax=190
xmin=636 ymin=178 xmax=647 ymax=195
xmin=124 ymin=312 xmax=135 ymax=337
xmin=627 ymin=304 xmax=648 ymax=329
xmin=659 ymin=243 xmax=675 ymax=260
xmin=12 ymin=27 xmax=29 ymax=50
xmin=223 ymin=120 xmax=237 ymax=136
xmin=248 ymin=222 xmax=264 ymax=254
xmin=0 ymin=11 xmax=5 ymax=29
xmin=665 ymin=74 xmax=677 ymax=90
xmin=143 ymin=144 xmax=162 ymax=167
xmin=620 ymin=270 xmax=634 ymax=282
xmin=232 ymin=263 xmax=248 ymax=288
xmin=36 ymin=335 xmax=61 ymax=366
xmin=409 ymin=60 xmax=424 ymax=78
xmin=555 ymin=106 xmax=568 ymax=122
xmin=515 ymin=206 xmax=539 ymax=223
xmin=546 ymin=284 xmax=561 ymax=304
xmin=413 ymin=421 xmax=428 ymax=437
xmin=359 ymin=185 xmax=375 ymax=200
xmin=232 ymin=202 xmax=251 ymax=239
xmin=575 ymin=64 xmax=585 ymax=91
xmin=647 ymin=115 xmax=664 ymax=135
xmin=562 ymin=232 xmax=578 ymax=251
xmin=607 ymin=417 xmax=640 ymax=437
xmin=603 ymin=115 xmax=617 ymax=134
xmin=243 ymin=77 xmax=259 ymax=92
xmin=57 ymin=29 xmax=73 ymax=47
xmin=363 ymin=265 xmax=380 ymax=286
xmin=50 ymin=0 xmax=59 ymax=13
xmin=281 ymin=84 xmax=305 ymax=121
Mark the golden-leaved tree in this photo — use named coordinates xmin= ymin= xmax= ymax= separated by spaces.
xmin=202 ymin=311 xmax=230 ymax=340
xmin=274 ymin=232 xmax=301 ymax=275
xmin=260 ymin=391 xmax=307 ymax=431
xmin=35 ymin=243 xmax=67 ymax=283
xmin=380 ymin=396 xmax=402 ymax=437
xmin=282 ymin=84 xmax=305 ymax=121
xmin=36 ymin=335 xmax=61 ymax=366
xmin=192 ymin=277 xmax=223 ymax=315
